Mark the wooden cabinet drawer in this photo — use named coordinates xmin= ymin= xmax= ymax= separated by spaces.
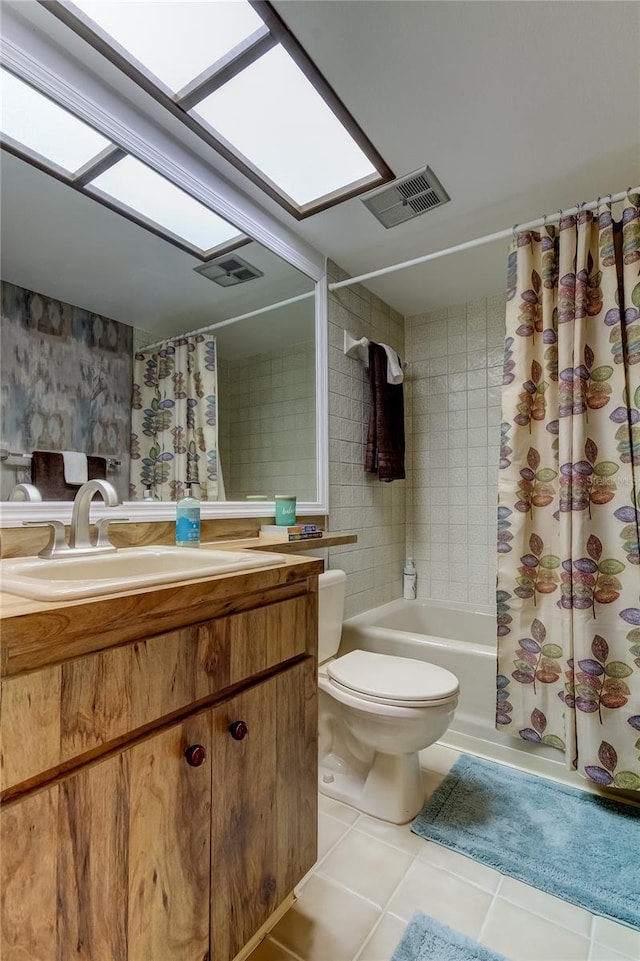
xmin=1 ymin=592 xmax=316 ymax=793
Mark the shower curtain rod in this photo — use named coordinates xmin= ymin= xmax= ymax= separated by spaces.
xmin=328 ymin=186 xmax=639 ymax=292
xmin=140 ymin=185 xmax=638 ymax=350
xmin=140 ymin=289 xmax=315 ymax=353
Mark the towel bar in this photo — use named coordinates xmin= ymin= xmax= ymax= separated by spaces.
xmin=0 ymin=450 xmax=122 ymax=470
xmin=343 ymin=330 xmax=370 ymax=364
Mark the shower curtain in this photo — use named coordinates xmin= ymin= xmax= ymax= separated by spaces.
xmin=130 ymin=333 xmax=223 ymax=501
xmin=496 ymin=196 xmax=640 ymax=789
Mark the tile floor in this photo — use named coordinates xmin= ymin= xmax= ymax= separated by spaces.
xmin=249 ymin=746 xmax=640 ymax=961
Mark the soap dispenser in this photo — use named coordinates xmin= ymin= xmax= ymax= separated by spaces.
xmin=176 ymin=482 xmax=200 ymax=547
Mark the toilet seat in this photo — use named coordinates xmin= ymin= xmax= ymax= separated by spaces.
xmin=326 ymin=650 xmax=459 ymax=708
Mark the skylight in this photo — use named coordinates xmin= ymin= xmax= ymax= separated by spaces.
xmin=69 ymin=0 xmax=265 ymax=94
xmin=88 ymin=155 xmax=243 ymax=253
xmin=192 ymin=45 xmax=378 ymax=206
xmin=0 ymin=67 xmax=112 ymax=173
xmin=48 ymin=0 xmax=392 ymax=216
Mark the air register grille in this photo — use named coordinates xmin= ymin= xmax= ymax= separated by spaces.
xmin=194 ymin=254 xmax=264 ymax=287
xmin=362 ymin=166 xmax=450 ymax=228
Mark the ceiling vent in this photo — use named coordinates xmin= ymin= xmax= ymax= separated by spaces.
xmin=361 ymin=166 xmax=450 ymax=228
xmin=194 ymin=254 xmax=264 ymax=287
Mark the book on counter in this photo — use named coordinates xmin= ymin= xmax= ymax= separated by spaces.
xmin=260 ymin=523 xmax=319 ymax=535
xmin=260 ymin=523 xmax=324 ymax=541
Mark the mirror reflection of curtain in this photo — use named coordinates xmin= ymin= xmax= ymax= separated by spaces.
xmin=130 ymin=333 xmax=224 ymax=501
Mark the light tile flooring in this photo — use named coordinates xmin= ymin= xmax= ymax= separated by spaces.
xmin=249 ymin=746 xmax=640 ymax=961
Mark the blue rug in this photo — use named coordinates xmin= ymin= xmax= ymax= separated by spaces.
xmin=412 ymin=754 xmax=640 ymax=930
xmin=391 ymin=912 xmax=508 ymax=961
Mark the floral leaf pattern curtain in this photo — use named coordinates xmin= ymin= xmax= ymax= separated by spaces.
xmin=130 ymin=333 xmax=221 ymax=501
xmin=496 ymin=198 xmax=640 ymax=790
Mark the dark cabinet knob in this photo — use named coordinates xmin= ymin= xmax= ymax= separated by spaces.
xmin=184 ymin=744 xmax=207 ymax=767
xmin=229 ymin=720 xmax=248 ymax=740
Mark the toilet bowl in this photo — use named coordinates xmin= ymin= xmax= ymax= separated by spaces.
xmin=317 ymin=570 xmax=459 ymax=824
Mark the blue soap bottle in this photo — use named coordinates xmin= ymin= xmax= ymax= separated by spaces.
xmin=176 ymin=482 xmax=200 ymax=547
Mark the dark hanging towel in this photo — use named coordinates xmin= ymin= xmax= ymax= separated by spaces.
xmin=365 ymin=342 xmax=406 ymax=482
xmin=31 ymin=452 xmax=107 ymax=501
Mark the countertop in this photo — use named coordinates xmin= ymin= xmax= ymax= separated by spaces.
xmin=0 ymin=531 xmax=358 ymax=676
xmin=0 ymin=547 xmax=325 ymax=678
xmin=216 ymin=531 xmax=358 ymax=553
xmin=0 ymin=531 xmax=356 ymax=619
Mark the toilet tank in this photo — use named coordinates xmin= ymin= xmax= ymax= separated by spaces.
xmin=318 ymin=569 xmax=346 ymax=662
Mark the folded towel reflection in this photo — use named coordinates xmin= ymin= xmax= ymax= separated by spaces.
xmin=61 ymin=451 xmax=88 ymax=484
xmin=32 ymin=451 xmax=107 ymax=500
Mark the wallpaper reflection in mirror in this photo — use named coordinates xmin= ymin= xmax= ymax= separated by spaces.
xmin=1 ymin=280 xmax=316 ymax=503
xmin=0 ymin=280 xmax=132 ymax=501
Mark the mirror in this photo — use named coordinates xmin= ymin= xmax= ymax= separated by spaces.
xmin=0 ymin=149 xmax=322 ymax=516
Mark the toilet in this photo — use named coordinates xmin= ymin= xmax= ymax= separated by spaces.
xmin=317 ymin=570 xmax=459 ymax=823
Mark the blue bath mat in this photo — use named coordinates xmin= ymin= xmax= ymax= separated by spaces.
xmin=412 ymin=754 xmax=640 ymax=930
xmin=391 ymin=912 xmax=509 ymax=961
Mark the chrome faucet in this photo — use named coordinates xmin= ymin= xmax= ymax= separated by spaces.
xmin=24 ymin=479 xmax=128 ymax=558
xmin=69 ymin=479 xmax=121 ymax=552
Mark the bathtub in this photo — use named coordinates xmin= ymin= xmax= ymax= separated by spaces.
xmin=339 ymin=597 xmax=565 ymax=769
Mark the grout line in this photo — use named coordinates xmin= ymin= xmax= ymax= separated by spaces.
xmin=350 ymin=911 xmax=396 ymax=961
xmin=476 ymin=874 xmax=505 ymax=943
xmin=299 ymin=812 xmax=355 ymax=883
xmin=367 ymin=845 xmax=420 ymax=919
xmin=414 ymin=842 xmax=503 ymax=896
xmin=312 ymin=866 xmax=387 ymax=913
xmin=350 ymin=849 xmax=423 ymax=960
xmin=587 ymin=905 xmax=596 ymax=958
xmin=496 ymin=881 xmax=597 ymax=939
xmin=264 ymin=933 xmax=307 ymax=961
xmin=349 ymin=821 xmax=425 ymax=859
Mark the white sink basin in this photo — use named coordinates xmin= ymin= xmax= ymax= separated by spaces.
xmin=0 ymin=546 xmax=286 ymax=601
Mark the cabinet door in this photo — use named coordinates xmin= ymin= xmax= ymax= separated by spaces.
xmin=210 ymin=657 xmax=317 ymax=961
xmin=126 ymin=715 xmax=211 ymax=961
xmin=1 ymin=715 xmax=211 ymax=961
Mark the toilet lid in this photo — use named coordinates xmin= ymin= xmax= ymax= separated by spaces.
xmin=327 ymin=650 xmax=459 ymax=703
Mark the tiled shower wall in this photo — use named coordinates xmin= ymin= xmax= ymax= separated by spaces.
xmin=133 ymin=335 xmax=315 ymax=502
xmin=326 ymin=261 xmax=407 ymax=619
xmin=222 ymin=343 xmax=316 ymax=501
xmin=405 ymin=294 xmax=506 ymax=607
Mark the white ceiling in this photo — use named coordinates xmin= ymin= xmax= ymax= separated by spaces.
xmin=1 ymin=0 xmax=639 ymax=326
xmin=264 ymin=0 xmax=640 ymax=316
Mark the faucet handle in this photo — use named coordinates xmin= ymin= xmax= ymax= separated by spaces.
xmin=23 ymin=520 xmax=70 ymax=558
xmin=93 ymin=516 xmax=129 ymax=548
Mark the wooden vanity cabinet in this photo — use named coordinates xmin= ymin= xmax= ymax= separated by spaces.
xmin=2 ymin=713 xmax=212 ymax=961
xmin=210 ymin=657 xmax=316 ymax=961
xmin=1 ymin=581 xmax=318 ymax=961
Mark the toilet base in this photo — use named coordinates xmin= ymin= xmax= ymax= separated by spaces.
xmin=319 ymin=749 xmax=425 ymax=824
